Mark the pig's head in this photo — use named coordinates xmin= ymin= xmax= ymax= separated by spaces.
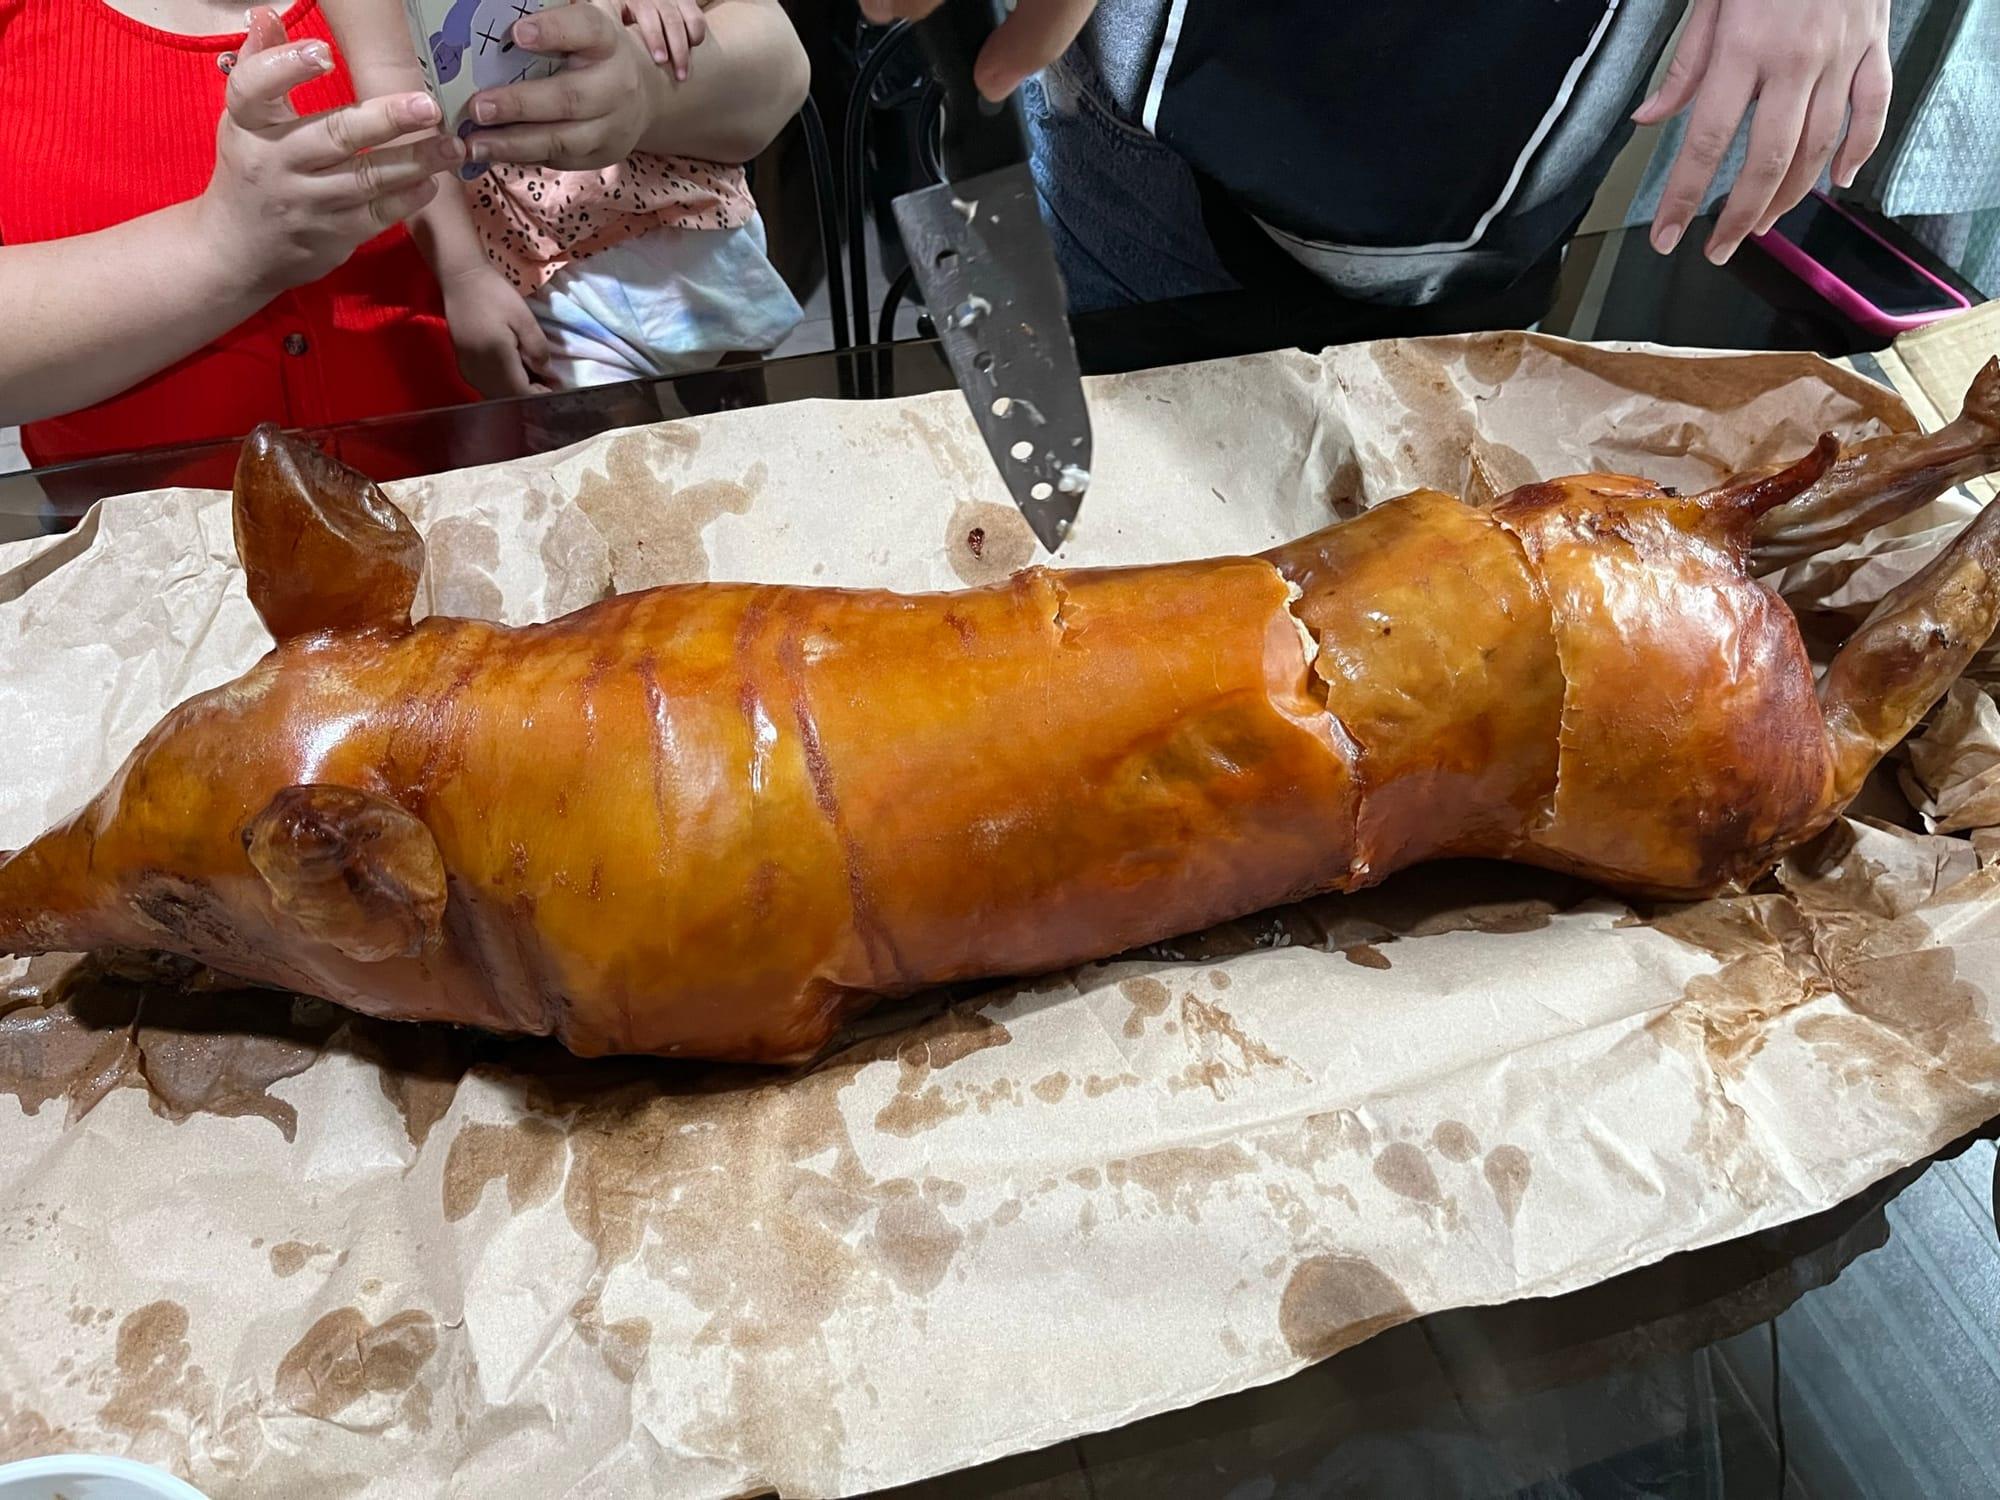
xmin=0 ymin=429 xmax=450 ymax=991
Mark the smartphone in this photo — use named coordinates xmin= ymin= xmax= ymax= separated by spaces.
xmin=1749 ymin=191 xmax=1971 ymax=338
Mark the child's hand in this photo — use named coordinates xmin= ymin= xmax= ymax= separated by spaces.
xmin=599 ymin=0 xmax=707 ymax=81
xmin=439 ymin=264 xmax=552 ymax=397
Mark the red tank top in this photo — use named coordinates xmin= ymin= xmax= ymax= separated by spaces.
xmin=0 ymin=0 xmax=478 ymax=468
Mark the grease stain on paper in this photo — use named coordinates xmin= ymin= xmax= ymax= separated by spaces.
xmin=572 ymin=1294 xmax=654 ymax=1384
xmin=945 ymin=500 xmax=1036 ymax=587
xmin=871 ymin=1007 xmax=1012 ymax=1136
xmin=1105 ymin=1142 xmax=1256 ymax=1223
xmin=1483 ymin=1145 xmax=1533 ymax=1227
xmin=1118 ymin=976 xmax=1171 ymax=1038
xmin=98 ymin=1301 xmax=212 ymax=1442
xmin=441 ymin=1118 xmax=566 ymax=1221
xmin=274 ymin=1307 xmax=438 ymax=1426
xmin=1372 ymin=1142 xmax=1443 ymax=1207
xmin=1432 ymin=1121 xmax=1479 ymax=1162
xmin=870 ymin=1191 xmax=965 ymax=1296
xmin=268 ymin=1241 xmax=330 ymax=1278
xmin=1278 ymin=1256 xmax=1415 ymax=1362
xmin=1030 ymin=1071 xmax=1071 ymax=1104
xmin=1175 ymin=991 xmax=1294 ymax=1096
xmin=0 ymin=960 xmax=336 ymax=1140
xmin=572 ymin=433 xmax=762 ymax=590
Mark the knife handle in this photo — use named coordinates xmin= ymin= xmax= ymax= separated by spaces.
xmin=912 ymin=0 xmax=1028 ymax=182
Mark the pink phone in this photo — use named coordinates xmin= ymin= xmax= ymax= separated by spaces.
xmin=1749 ymin=191 xmax=1971 ymax=338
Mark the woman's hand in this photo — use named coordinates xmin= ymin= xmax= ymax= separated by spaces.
xmin=199 ymin=8 xmax=466 ymax=296
xmin=1637 ymin=0 xmax=1892 ymax=264
xmin=859 ymin=0 xmax=1097 ymax=101
xmin=439 ymin=264 xmax=553 ymax=397
xmin=464 ymin=5 xmax=655 ymax=169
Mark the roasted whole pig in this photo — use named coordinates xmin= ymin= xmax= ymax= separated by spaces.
xmin=3 ymin=364 xmax=1999 ymax=1063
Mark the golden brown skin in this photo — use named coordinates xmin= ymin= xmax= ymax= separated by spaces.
xmin=3 ymin=366 xmax=1999 ymax=1062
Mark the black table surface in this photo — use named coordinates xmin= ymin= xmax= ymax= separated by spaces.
xmin=5 ymin=209 xmax=1998 ymax=1497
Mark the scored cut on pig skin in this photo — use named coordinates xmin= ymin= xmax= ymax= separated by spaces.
xmin=2 ymin=361 xmax=1998 ymax=1064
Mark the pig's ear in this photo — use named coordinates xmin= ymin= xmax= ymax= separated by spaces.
xmin=233 ymin=425 xmax=425 ymax=640
xmin=244 ymin=785 xmax=447 ymax=963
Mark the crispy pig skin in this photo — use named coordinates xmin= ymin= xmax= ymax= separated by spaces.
xmin=4 ymin=367 xmax=2000 ymax=1063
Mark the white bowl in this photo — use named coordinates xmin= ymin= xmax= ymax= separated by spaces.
xmin=0 ymin=1456 xmax=209 ymax=1500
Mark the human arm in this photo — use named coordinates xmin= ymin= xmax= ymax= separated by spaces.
xmin=858 ymin=0 xmax=1096 ymax=101
xmin=464 ymin=0 xmax=808 ymax=170
xmin=1637 ymin=0 xmax=1892 ymax=264
xmin=324 ymin=0 xmax=552 ymax=394
xmin=0 ymin=204 xmax=267 ymax=429
xmin=0 ymin=11 xmax=458 ymax=428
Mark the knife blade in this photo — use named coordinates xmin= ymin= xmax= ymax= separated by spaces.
xmin=891 ymin=0 xmax=1092 ymax=553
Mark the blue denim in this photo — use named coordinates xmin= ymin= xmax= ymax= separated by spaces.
xmin=1021 ymin=52 xmax=1239 ymax=314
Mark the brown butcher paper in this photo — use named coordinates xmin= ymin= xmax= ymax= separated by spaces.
xmin=1 ymin=329 xmax=1997 ymax=1497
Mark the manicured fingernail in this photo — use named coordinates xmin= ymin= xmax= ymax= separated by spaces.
xmin=1834 ymin=165 xmax=1857 ymax=189
xmin=468 ymin=137 xmax=490 ymax=162
xmin=398 ymin=93 xmax=439 ymax=126
xmin=474 ymin=97 xmax=496 ymax=124
xmin=652 ymin=47 xmax=668 ymax=62
xmin=1652 ymin=220 xmax=1683 ymax=255
xmin=514 ymin=19 xmax=539 ymax=45
xmin=301 ymin=41 xmax=332 ymax=71
xmin=1705 ymin=237 xmax=1735 ymax=266
xmin=675 ymin=65 xmax=687 ymax=80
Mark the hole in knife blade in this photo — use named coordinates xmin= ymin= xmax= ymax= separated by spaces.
xmin=1030 ymin=482 xmax=1053 ymax=501
xmin=992 ymin=397 xmax=1012 ymax=417
xmin=973 ymin=352 xmax=994 ymax=374
xmin=1010 ymin=440 xmax=1034 ymax=462
xmin=934 ymin=249 xmax=959 ymax=271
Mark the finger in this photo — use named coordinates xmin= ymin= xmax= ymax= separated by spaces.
xmin=1756 ymin=74 xmax=1849 ymax=236
xmin=244 ymin=4 xmax=289 ymax=54
xmin=1647 ymin=59 xmax=1754 ymax=255
xmin=466 ymin=67 xmax=595 ymax=129
xmin=1707 ymin=77 xmax=1811 ymax=263
xmin=226 ymin=37 xmax=335 ymax=130
xmin=465 ymin=122 xmax=600 ymax=168
xmin=492 ymin=347 xmax=536 ymax=398
xmin=635 ymin=7 xmax=670 ymax=66
xmin=316 ymin=135 xmax=466 ymax=205
xmin=509 ymin=3 xmax=622 ymax=62
xmin=358 ymin=177 xmax=440 ymax=233
xmin=683 ymin=2 xmax=706 ymax=49
xmin=1631 ymin=0 xmax=1718 ymax=124
xmin=973 ymin=0 xmax=1098 ymax=101
xmin=1832 ymin=43 xmax=1893 ymax=189
xmin=665 ymin=13 xmax=690 ymax=80
xmin=291 ymin=91 xmax=444 ymax=169
xmin=516 ymin=312 xmax=553 ymax=373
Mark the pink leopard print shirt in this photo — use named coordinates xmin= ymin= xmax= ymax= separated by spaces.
xmin=469 ymin=152 xmax=759 ymax=294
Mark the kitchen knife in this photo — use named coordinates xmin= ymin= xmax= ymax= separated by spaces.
xmin=891 ymin=0 xmax=1092 ymax=552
